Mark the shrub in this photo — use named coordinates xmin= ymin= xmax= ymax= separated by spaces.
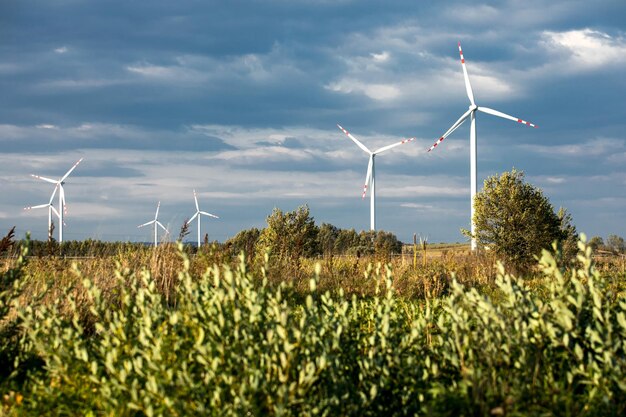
xmin=472 ymin=169 xmax=570 ymax=273
xmin=2 ymin=237 xmax=626 ymax=415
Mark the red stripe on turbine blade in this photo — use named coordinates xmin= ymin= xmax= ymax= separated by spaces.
xmin=516 ymin=119 xmax=537 ymax=128
xmin=427 ymin=137 xmax=444 ymax=152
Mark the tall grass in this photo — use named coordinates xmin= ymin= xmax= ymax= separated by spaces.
xmin=1 ymin=237 xmax=625 ymax=415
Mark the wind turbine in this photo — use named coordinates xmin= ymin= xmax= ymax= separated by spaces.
xmin=138 ymin=201 xmax=168 ymax=247
xmin=189 ymin=189 xmax=219 ymax=248
xmin=24 ymin=189 xmax=62 ymax=240
xmin=427 ymin=42 xmax=537 ymax=251
xmin=29 ymin=158 xmax=83 ymax=242
xmin=337 ymin=124 xmax=415 ymax=231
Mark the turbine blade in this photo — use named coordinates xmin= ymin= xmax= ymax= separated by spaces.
xmin=155 ymin=201 xmax=160 ymax=220
xmin=24 ymin=204 xmax=50 ymax=210
xmin=458 ymin=42 xmax=475 ymax=105
xmin=193 ymin=189 xmax=199 ymax=211
xmin=138 ymin=220 xmax=155 ymax=228
xmin=477 ymin=106 xmax=538 ymax=128
xmin=373 ymin=137 xmax=416 ymax=154
xmin=362 ymin=156 xmax=373 ymax=199
xmin=157 ymin=221 xmax=168 ymax=232
xmin=31 ymin=174 xmax=58 ymax=184
xmin=50 ymin=205 xmax=60 ymax=218
xmin=337 ymin=124 xmax=371 ymax=154
xmin=427 ymin=109 xmax=472 ymax=152
xmin=60 ymin=158 xmax=83 ymax=182
xmin=48 ymin=184 xmax=59 ymax=205
xmin=189 ymin=212 xmax=199 ymax=222
xmin=200 ymin=211 xmax=219 ymax=219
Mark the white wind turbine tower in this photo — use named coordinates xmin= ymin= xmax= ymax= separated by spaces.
xmin=337 ymin=124 xmax=415 ymax=231
xmin=24 ymin=190 xmax=62 ymax=240
xmin=189 ymin=189 xmax=219 ymax=248
xmin=138 ymin=201 xmax=168 ymax=247
xmin=29 ymin=158 xmax=83 ymax=242
xmin=427 ymin=42 xmax=537 ymax=251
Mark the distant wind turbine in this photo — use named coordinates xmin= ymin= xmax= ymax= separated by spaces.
xmin=189 ymin=189 xmax=219 ymax=248
xmin=337 ymin=124 xmax=415 ymax=231
xmin=427 ymin=42 xmax=537 ymax=251
xmin=28 ymin=158 xmax=83 ymax=242
xmin=138 ymin=201 xmax=168 ymax=247
xmin=24 ymin=190 xmax=62 ymax=240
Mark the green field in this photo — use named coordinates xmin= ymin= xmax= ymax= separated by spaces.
xmin=1 ymin=236 xmax=626 ymax=416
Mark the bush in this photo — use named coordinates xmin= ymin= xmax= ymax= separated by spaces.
xmin=472 ymin=169 xmax=572 ymax=273
xmin=606 ymin=234 xmax=625 ymax=254
xmin=3 ymin=237 xmax=626 ymax=415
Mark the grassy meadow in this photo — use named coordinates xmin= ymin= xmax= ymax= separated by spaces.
xmin=1 ymin=235 xmax=626 ymax=416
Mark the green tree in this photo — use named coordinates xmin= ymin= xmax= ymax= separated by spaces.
xmin=317 ymin=223 xmax=339 ymax=258
xmin=472 ymin=169 xmax=565 ymax=273
xmin=589 ymin=236 xmax=604 ymax=251
xmin=224 ymin=227 xmax=261 ymax=258
xmin=557 ymin=207 xmax=579 ymax=262
xmin=372 ymin=230 xmax=403 ymax=262
xmin=255 ymin=206 xmax=319 ymax=274
xmin=334 ymin=228 xmax=359 ymax=255
xmin=606 ymin=234 xmax=625 ymax=254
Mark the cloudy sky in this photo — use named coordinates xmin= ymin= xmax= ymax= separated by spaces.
xmin=1 ymin=0 xmax=625 ymax=243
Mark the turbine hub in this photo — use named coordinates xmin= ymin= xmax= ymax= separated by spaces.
xmin=469 ymin=104 xmax=478 ymax=111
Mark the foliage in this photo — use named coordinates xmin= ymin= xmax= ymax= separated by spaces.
xmin=317 ymin=223 xmax=339 ymax=258
xmin=178 ymin=219 xmax=191 ymax=242
xmin=472 ymin=169 xmax=569 ymax=273
xmin=334 ymin=228 xmax=360 ymax=255
xmin=606 ymin=234 xmax=625 ymax=254
xmin=589 ymin=236 xmax=604 ymax=251
xmin=558 ymin=207 xmax=579 ymax=262
xmin=255 ymin=206 xmax=318 ymax=276
xmin=0 ymin=227 xmax=16 ymax=255
xmin=224 ymin=227 xmax=261 ymax=258
xmin=2 ymin=236 xmax=626 ymax=415
xmin=0 ymin=235 xmax=29 ymax=390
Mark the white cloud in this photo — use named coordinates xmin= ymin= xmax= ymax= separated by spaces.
xmin=545 ymin=177 xmax=566 ymax=184
xmin=370 ymin=51 xmax=390 ymax=62
xmin=54 ymin=46 xmax=68 ymax=54
xmin=211 ymin=146 xmax=315 ymax=164
xmin=519 ymin=137 xmax=625 ymax=158
xmin=126 ymin=63 xmax=207 ymax=84
xmin=385 ymin=184 xmax=466 ymax=198
xmin=400 ymin=203 xmax=434 ymax=209
xmin=447 ymin=4 xmax=500 ymax=24
xmin=400 ymin=202 xmax=464 ymax=217
xmin=325 ymin=79 xmax=401 ymax=101
xmin=542 ymin=29 xmax=626 ymax=71
xmin=38 ymin=78 xmax=127 ymax=89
